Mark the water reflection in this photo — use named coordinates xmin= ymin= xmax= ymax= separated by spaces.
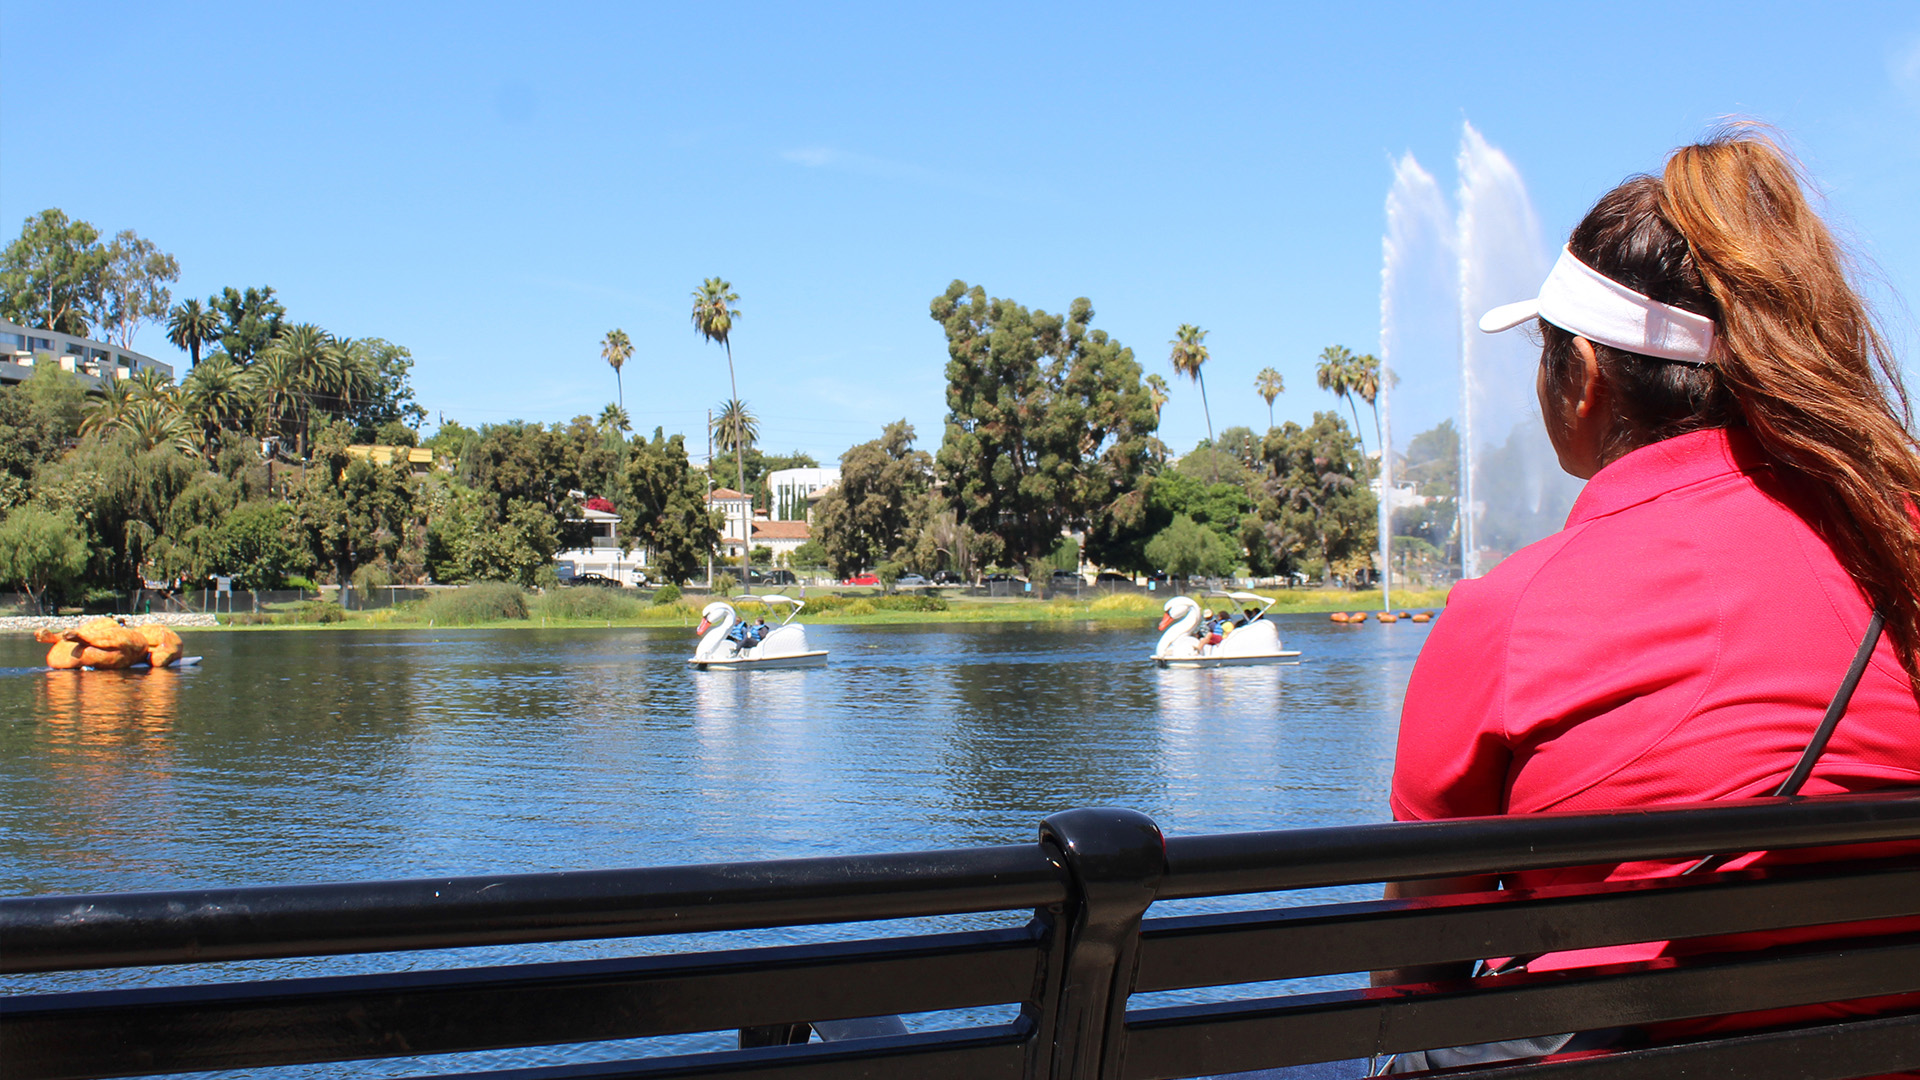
xmin=0 ymin=617 xmax=1431 ymax=893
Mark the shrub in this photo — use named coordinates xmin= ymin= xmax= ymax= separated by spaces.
xmin=1089 ymin=592 xmax=1160 ymax=613
xmin=713 ymin=572 xmax=738 ymax=594
xmin=875 ymin=593 xmax=948 ymax=612
xmin=420 ymin=582 xmax=529 ymax=625
xmin=843 ymin=598 xmax=877 ymax=616
xmin=651 ymin=583 xmax=682 ymax=606
xmin=533 ymin=587 xmax=643 ymax=621
xmin=295 ymin=600 xmax=346 ymax=624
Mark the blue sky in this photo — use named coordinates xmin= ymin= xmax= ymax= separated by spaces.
xmin=4 ymin=1 xmax=1917 ymax=465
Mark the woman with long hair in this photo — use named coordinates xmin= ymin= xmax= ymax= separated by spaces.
xmin=1380 ymin=129 xmax=1920 ymax=1068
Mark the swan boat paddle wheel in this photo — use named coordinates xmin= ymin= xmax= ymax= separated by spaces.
xmin=1152 ymin=590 xmax=1301 ymax=668
xmin=688 ymin=595 xmax=829 ymax=670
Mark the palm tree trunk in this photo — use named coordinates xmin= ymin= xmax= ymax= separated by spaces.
xmin=1198 ymin=370 xmax=1216 ymax=483
xmin=726 ymin=341 xmax=745 ymax=500
xmin=616 ymin=369 xmax=623 ymax=411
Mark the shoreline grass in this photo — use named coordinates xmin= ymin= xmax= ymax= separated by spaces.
xmin=193 ymin=586 xmax=1450 ymax=631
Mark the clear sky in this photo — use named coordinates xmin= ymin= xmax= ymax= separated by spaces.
xmin=4 ymin=1 xmax=1916 ymax=465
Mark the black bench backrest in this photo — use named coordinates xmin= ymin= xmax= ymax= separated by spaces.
xmin=5 ymin=790 xmax=1920 ymax=1080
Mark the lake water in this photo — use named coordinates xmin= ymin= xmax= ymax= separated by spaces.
xmin=0 ymin=615 xmax=1431 ymax=1075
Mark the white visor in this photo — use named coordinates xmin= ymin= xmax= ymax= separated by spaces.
xmin=1478 ymin=246 xmax=1716 ymax=363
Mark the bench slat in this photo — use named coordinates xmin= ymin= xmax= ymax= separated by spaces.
xmin=1120 ymin=931 xmax=1920 ymax=1078
xmin=1377 ymin=1009 xmax=1920 ymax=1080
xmin=1 ymin=929 xmax=1040 ymax=1080
xmin=0 ymin=845 xmax=1065 ymax=975
xmin=1159 ymin=792 xmax=1920 ymax=897
xmin=1135 ymin=858 xmax=1920 ymax=989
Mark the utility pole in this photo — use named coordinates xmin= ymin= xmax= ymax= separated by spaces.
xmin=706 ymin=407 xmax=715 ymax=590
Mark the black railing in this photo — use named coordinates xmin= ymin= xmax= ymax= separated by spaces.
xmin=5 ymin=793 xmax=1920 ymax=1079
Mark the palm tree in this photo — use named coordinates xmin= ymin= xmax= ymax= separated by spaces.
xmin=710 ymin=399 xmax=759 ymax=483
xmin=262 ymin=324 xmax=336 ymax=459
xmin=1145 ymin=374 xmax=1170 ymax=421
xmin=244 ymin=349 xmax=302 ymax=453
xmin=128 ymin=367 xmax=178 ymax=405
xmin=601 ymin=329 xmax=632 ymax=410
xmin=690 ymin=278 xmax=746 ymax=497
xmin=1169 ymin=324 xmax=1216 ymax=482
xmin=114 ymin=399 xmax=200 ymax=455
xmin=1255 ymin=367 xmax=1285 ymax=430
xmin=1316 ymin=345 xmax=1365 ymax=452
xmin=598 ymin=402 xmax=631 ymax=436
xmin=165 ymin=298 xmax=221 ymax=369
xmin=1168 ymin=324 xmax=1214 ymax=447
xmin=1349 ymin=352 xmax=1386 ymax=454
xmin=81 ymin=376 xmax=134 ymax=437
xmin=182 ymin=355 xmax=245 ymax=451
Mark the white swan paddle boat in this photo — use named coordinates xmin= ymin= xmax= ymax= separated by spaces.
xmin=1152 ymin=591 xmax=1301 ymax=668
xmin=689 ymin=595 xmax=829 ymax=670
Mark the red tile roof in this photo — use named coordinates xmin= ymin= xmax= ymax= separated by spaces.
xmin=752 ymin=520 xmax=811 ymax=540
xmin=707 ymin=488 xmax=750 ymax=501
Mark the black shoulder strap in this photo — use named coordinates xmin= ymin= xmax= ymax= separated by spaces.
xmin=1684 ymin=609 xmax=1886 ymax=876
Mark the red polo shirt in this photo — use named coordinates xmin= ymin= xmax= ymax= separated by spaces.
xmin=1392 ymin=427 xmax=1920 ymax=1035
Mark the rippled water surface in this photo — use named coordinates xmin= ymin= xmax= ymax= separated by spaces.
xmin=0 ymin=615 xmax=1430 ymax=1075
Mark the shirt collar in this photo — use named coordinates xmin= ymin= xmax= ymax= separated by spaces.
xmin=1565 ymin=427 xmax=1768 ymax=527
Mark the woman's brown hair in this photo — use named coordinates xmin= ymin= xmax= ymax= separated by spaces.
xmin=1543 ymin=129 xmax=1920 ymax=684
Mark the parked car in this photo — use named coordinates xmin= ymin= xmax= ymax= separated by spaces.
xmin=760 ymin=569 xmax=797 ymax=586
xmin=843 ymin=573 xmax=880 ymax=586
xmin=1094 ymin=571 xmax=1132 ymax=584
xmin=931 ymin=569 xmax=963 ymax=585
xmin=1050 ymin=569 xmax=1084 ymax=586
xmin=894 ymin=573 xmax=929 ymax=586
xmin=981 ymin=571 xmax=1020 ymax=583
xmin=564 ymin=573 xmax=623 ymax=588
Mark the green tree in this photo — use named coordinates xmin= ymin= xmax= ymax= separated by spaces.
xmin=690 ymin=277 xmax=747 ymax=498
xmin=813 ymin=420 xmax=933 ymax=578
xmin=598 ymin=403 xmax=631 ymax=437
xmin=1315 ymin=345 xmax=1374 ymax=456
xmin=1256 ymin=367 xmax=1285 ymax=430
xmin=166 ymin=297 xmax=222 ymax=368
xmin=601 ymin=328 xmax=632 ymax=410
xmin=259 ymin=324 xmax=337 ymax=458
xmin=36 ymin=428 xmax=200 ymax=589
xmin=930 ymin=281 xmax=1159 ymax=570
xmin=80 ymin=375 xmax=135 ymax=438
xmin=0 ymin=209 xmax=110 ymax=336
xmin=97 ymin=229 xmax=179 ymax=348
xmin=1144 ymin=513 xmax=1238 ymax=580
xmin=0 ymin=376 xmax=79 ymax=511
xmin=340 ymin=338 xmax=425 ymax=438
xmin=181 ymin=355 xmax=247 ymax=450
xmin=0 ymin=505 xmax=89 ymax=613
xmin=619 ymin=428 xmax=720 ymax=585
xmin=711 ymin=398 xmax=758 ymax=487
xmin=1169 ymin=323 xmax=1214 ymax=449
xmin=1243 ymin=411 xmax=1377 ymax=580
xmin=294 ymin=421 xmax=423 ymax=588
xmin=1145 ymin=373 xmax=1169 ymax=421
xmin=210 ymin=285 xmax=287 ymax=364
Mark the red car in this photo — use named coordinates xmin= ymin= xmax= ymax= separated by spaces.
xmin=843 ymin=573 xmax=880 ymax=586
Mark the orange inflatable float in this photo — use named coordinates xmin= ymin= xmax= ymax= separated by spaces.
xmin=34 ymin=618 xmax=185 ymax=669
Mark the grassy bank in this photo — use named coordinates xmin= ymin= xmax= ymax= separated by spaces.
xmin=203 ymin=584 xmax=1450 ymax=631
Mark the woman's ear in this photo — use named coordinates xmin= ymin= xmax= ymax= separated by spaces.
xmin=1571 ymin=337 xmax=1604 ymax=418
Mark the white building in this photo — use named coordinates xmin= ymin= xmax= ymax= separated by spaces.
xmin=767 ymin=467 xmax=840 ymax=521
xmin=708 ymin=488 xmax=754 ymax=559
xmin=0 ymin=319 xmax=174 ymax=390
xmin=552 ymin=499 xmax=649 ymax=585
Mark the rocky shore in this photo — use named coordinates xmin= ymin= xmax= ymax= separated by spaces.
xmin=0 ymin=613 xmax=220 ymax=633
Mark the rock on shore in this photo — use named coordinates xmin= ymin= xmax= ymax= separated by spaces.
xmin=2 ymin=613 xmax=220 ymax=633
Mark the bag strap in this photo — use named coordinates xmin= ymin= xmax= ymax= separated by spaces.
xmin=1487 ymin=610 xmax=1889 ymax=974
xmin=1683 ymin=609 xmax=1886 ymax=875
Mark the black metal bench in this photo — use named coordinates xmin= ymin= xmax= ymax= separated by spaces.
xmin=5 ymin=790 xmax=1920 ymax=1079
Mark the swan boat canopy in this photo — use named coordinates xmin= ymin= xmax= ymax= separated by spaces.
xmin=1152 ymin=590 xmax=1301 ymax=668
xmin=689 ymin=595 xmax=829 ymax=670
